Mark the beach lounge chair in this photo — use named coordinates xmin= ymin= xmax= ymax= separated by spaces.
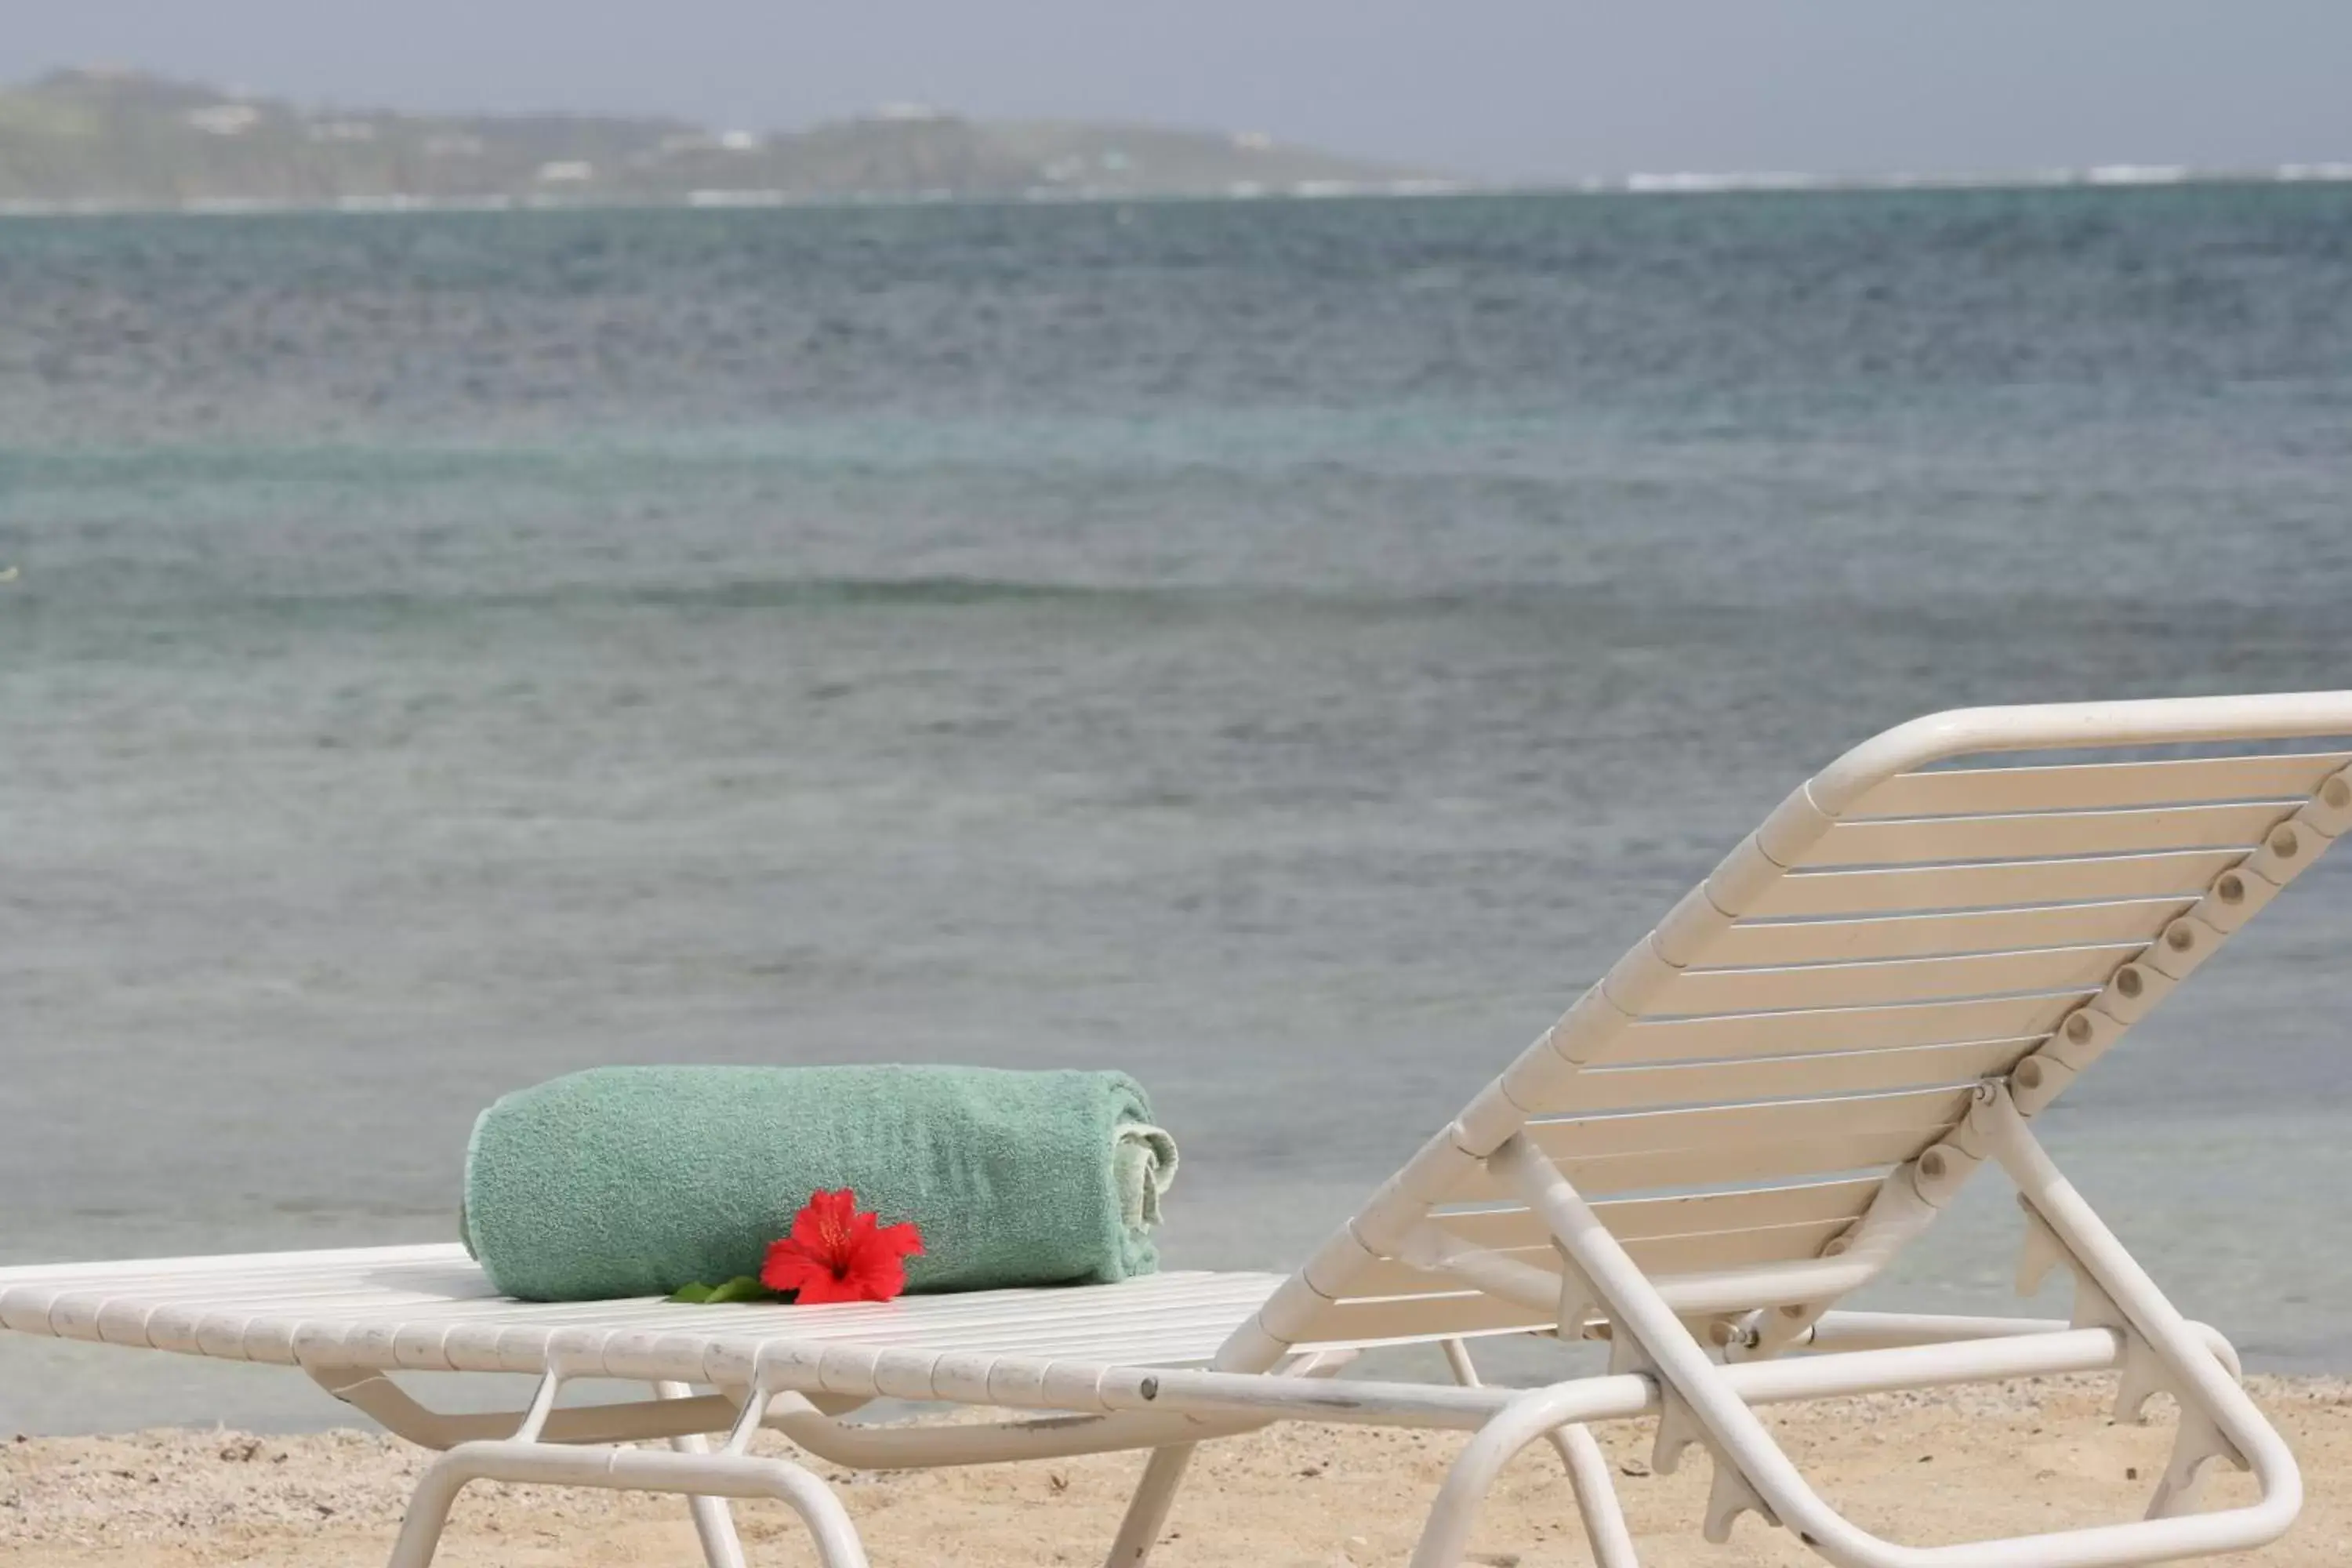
xmin=5 ymin=691 xmax=2349 ymax=1568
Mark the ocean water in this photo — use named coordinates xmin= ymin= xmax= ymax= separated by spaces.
xmin=2 ymin=186 xmax=2350 ymax=1434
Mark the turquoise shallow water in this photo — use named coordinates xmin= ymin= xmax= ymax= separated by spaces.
xmin=2 ymin=186 xmax=2350 ymax=1431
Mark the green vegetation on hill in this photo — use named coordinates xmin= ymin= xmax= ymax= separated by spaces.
xmin=0 ymin=70 xmax=1444 ymax=210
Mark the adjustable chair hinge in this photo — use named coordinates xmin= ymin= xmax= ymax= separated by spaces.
xmin=2016 ymin=1190 xmax=2256 ymax=1501
xmin=1554 ymin=1240 xmax=1599 ymax=1345
xmin=1741 ymin=1293 xmax=1833 ymax=1358
xmin=1783 ymin=1304 xmax=1831 ymax=1354
xmin=2111 ymin=1335 xmax=2171 ymax=1426
xmin=1652 ymin=1394 xmax=1704 ymax=1476
xmin=1749 ymin=1219 xmax=1857 ymax=1358
xmin=1520 ymin=1152 xmax=1791 ymax=1554
xmin=2020 ymin=1200 xmax=2125 ymax=1334
xmin=1718 ymin=1312 xmax=1769 ymax=1362
xmin=2147 ymin=1407 xmax=2250 ymax=1519
xmin=2015 ymin=1197 xmax=2071 ymax=1300
xmin=2017 ymin=1196 xmax=2182 ymax=1425
xmin=1590 ymin=1311 xmax=1706 ymax=1482
xmin=1703 ymin=1455 xmax=1780 ymax=1544
xmin=1602 ymin=1317 xmax=1771 ymax=1540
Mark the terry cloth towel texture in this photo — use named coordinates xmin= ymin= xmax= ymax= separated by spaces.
xmin=461 ymin=1064 xmax=1179 ymax=1302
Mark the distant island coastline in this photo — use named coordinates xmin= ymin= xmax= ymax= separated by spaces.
xmin=2 ymin=69 xmax=2344 ymax=216
xmin=0 ymin=69 xmax=1456 ymax=214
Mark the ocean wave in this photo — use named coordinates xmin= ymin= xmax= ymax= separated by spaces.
xmin=2083 ymin=164 xmax=2193 ymax=186
xmin=1587 ymin=163 xmax=2347 ymax=196
xmin=619 ymin=575 xmax=1148 ymax=610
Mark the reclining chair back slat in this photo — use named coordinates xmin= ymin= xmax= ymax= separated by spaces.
xmin=1254 ymin=706 xmax=2352 ymax=1356
xmin=1853 ymin=749 xmax=2350 ymax=817
xmin=1708 ymin=898 xmax=2196 ymax=967
xmin=1749 ymin=848 xmax=2247 ymax=916
xmin=1552 ymin=1036 xmax=2040 ymax=1116
xmin=1461 ymin=1180 xmax=1882 ymax=1247
xmin=1520 ymin=1086 xmax=1973 ymax=1159
xmin=1304 ymin=1292 xmax=1556 ymax=1345
xmin=1443 ymin=1129 xmax=1951 ymax=1207
xmin=1272 ymin=1181 xmax=1895 ymax=1348
xmin=1798 ymin=800 xmax=2299 ymax=866
xmin=1610 ymin=993 xmax=2082 ymax=1063
xmin=1661 ymin=942 xmax=2141 ymax=1014
xmin=1345 ymin=1218 xmax=1858 ymax=1302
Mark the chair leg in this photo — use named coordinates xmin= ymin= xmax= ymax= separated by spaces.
xmin=1442 ymin=1338 xmax=1639 ymax=1568
xmin=384 ymin=1445 xmax=475 ymax=1568
xmin=1104 ymin=1443 xmax=1199 ymax=1566
xmin=1549 ymin=1424 xmax=1642 ymax=1568
xmin=384 ymin=1440 xmax=870 ymax=1568
xmin=656 ymin=1380 xmax=748 ymax=1568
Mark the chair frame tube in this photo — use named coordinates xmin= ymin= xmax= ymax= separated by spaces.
xmin=1394 ymin=1099 xmax=2300 ymax=1568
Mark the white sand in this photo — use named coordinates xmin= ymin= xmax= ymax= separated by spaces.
xmin=5 ymin=1377 xmax=2350 ymax=1565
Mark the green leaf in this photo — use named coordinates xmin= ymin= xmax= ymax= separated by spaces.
xmin=704 ymin=1275 xmax=775 ymax=1305
xmin=668 ymin=1282 xmax=715 ymax=1304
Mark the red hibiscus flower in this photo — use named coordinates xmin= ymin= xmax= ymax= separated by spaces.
xmin=761 ymin=1189 xmax=924 ymax=1305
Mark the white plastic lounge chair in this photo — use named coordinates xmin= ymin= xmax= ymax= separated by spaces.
xmin=5 ymin=691 xmax=2350 ymax=1568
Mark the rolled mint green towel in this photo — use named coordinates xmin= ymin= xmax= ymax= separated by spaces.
xmin=461 ymin=1065 xmax=1178 ymax=1302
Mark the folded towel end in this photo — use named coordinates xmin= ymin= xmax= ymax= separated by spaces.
xmin=1115 ymin=1123 xmax=1180 ymax=1230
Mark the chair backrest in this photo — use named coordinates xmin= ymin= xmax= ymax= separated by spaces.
xmin=1229 ymin=693 xmax=2352 ymax=1367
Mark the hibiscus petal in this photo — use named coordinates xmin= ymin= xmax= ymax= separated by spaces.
xmin=873 ymin=1221 xmax=924 ymax=1258
xmin=762 ymin=1238 xmax=827 ymax=1294
xmin=840 ymin=1254 xmax=909 ymax=1301
xmin=789 ymin=1189 xmax=855 ymax=1254
xmin=792 ymin=1272 xmax=864 ymax=1305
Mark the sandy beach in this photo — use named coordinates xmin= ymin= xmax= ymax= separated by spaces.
xmin=5 ymin=1376 xmax=2348 ymax=1566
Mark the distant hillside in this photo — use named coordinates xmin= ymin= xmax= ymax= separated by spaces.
xmin=0 ymin=70 xmax=1451 ymax=211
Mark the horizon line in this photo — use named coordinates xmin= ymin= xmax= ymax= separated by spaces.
xmin=4 ymin=159 xmax=2349 ymax=222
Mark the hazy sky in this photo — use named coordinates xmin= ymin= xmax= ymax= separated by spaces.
xmin=12 ymin=2 xmax=2352 ymax=182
